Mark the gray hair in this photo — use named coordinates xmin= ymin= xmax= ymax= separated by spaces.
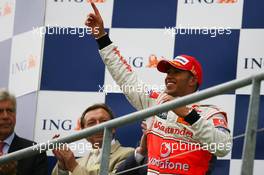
xmin=0 ymin=88 xmax=16 ymax=111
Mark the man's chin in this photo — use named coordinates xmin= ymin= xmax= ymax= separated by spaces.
xmin=0 ymin=130 xmax=13 ymax=139
xmin=0 ymin=128 xmax=13 ymax=133
xmin=165 ymin=89 xmax=176 ymax=96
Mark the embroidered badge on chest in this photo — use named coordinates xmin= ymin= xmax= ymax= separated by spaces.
xmin=156 ymin=112 xmax=168 ymax=119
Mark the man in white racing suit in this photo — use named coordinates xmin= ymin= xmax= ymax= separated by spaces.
xmin=85 ymin=3 xmax=232 ymax=175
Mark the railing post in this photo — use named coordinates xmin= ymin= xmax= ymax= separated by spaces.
xmin=241 ymin=78 xmax=261 ymax=175
xmin=99 ymin=127 xmax=113 ymax=175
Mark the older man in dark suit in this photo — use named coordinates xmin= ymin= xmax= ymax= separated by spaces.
xmin=0 ymin=89 xmax=48 ymax=175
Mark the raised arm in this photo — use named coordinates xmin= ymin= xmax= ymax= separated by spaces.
xmin=85 ymin=3 xmax=156 ymax=111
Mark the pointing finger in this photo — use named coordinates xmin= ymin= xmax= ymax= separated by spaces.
xmin=91 ymin=2 xmax=100 ymax=16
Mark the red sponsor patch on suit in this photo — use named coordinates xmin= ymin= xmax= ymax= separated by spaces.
xmin=149 ymin=90 xmax=159 ymax=99
xmin=213 ymin=118 xmax=227 ymax=128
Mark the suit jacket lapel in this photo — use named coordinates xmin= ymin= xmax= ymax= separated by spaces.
xmin=8 ymin=134 xmax=21 ymax=153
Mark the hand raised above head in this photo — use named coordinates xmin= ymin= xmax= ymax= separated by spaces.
xmin=85 ymin=2 xmax=106 ymax=39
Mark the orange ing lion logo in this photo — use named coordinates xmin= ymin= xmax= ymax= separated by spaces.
xmin=0 ymin=3 xmax=12 ymax=17
xmin=146 ymin=54 xmax=164 ymax=68
xmin=217 ymin=0 xmax=238 ymax=3
xmin=74 ymin=118 xmax=81 ymax=130
xmin=28 ymin=55 xmax=37 ymax=69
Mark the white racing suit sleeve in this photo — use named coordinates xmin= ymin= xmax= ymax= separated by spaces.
xmin=98 ymin=36 xmax=156 ymax=110
xmin=184 ymin=107 xmax=232 ymax=157
xmin=194 ymin=117 xmax=231 ymax=157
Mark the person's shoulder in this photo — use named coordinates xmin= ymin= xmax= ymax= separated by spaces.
xmin=12 ymin=134 xmax=48 ymax=166
xmin=13 ymin=134 xmax=36 ymax=148
xmin=196 ymin=104 xmax=222 ymax=111
xmin=115 ymin=141 xmax=134 ymax=155
xmin=119 ymin=146 xmax=135 ymax=153
xmin=118 ymin=147 xmax=135 ymax=159
xmin=114 ymin=145 xmax=134 ymax=163
xmin=194 ymin=104 xmax=226 ymax=119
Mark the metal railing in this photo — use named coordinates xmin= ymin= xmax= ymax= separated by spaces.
xmin=0 ymin=72 xmax=263 ymax=175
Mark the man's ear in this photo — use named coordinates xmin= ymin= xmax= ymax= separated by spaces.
xmin=189 ymin=76 xmax=198 ymax=87
xmin=112 ymin=128 xmax=116 ymax=134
